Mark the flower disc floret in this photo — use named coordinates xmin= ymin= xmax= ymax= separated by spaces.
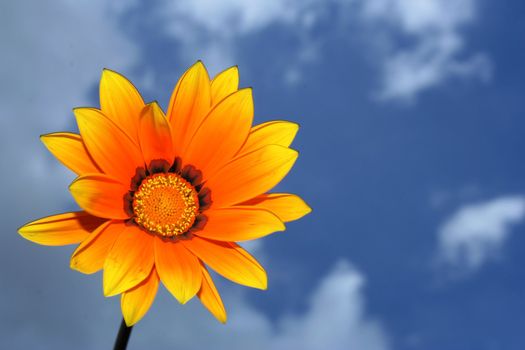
xmin=132 ymin=173 xmax=199 ymax=237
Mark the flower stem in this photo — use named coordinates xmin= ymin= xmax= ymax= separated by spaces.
xmin=114 ymin=318 xmax=133 ymax=350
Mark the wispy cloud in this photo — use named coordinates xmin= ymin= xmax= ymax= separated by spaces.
xmin=360 ymin=0 xmax=491 ymax=101
xmin=437 ymin=196 xmax=525 ymax=272
xmin=0 ymin=1 xmax=138 ymax=347
xmin=0 ymin=0 xmax=139 ymax=215
xmin=270 ymin=261 xmax=389 ymax=350
xmin=131 ymin=260 xmax=390 ymax=350
xmin=152 ymin=0 xmax=489 ymax=101
xmin=155 ymin=0 xmax=327 ymax=77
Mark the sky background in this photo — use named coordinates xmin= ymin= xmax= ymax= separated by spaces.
xmin=1 ymin=0 xmax=525 ymax=349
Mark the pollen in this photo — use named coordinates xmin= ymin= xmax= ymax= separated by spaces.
xmin=132 ymin=173 xmax=199 ymax=237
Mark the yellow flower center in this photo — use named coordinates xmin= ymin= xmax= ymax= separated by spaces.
xmin=132 ymin=173 xmax=199 ymax=237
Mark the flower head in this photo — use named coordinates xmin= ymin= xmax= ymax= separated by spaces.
xmin=18 ymin=62 xmax=311 ymax=325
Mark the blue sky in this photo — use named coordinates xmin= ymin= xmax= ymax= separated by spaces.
xmin=2 ymin=0 xmax=525 ymax=349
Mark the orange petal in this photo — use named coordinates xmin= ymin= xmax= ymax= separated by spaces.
xmin=99 ymin=69 xmax=145 ymax=143
xmin=210 ymin=66 xmax=239 ymax=105
xmin=241 ymin=193 xmax=312 ymax=222
xmin=154 ymin=237 xmax=202 ymax=304
xmin=70 ymin=220 xmax=124 ymax=274
xmin=167 ymin=61 xmax=211 ymax=156
xmin=194 ymin=207 xmax=284 ymax=241
xmin=40 ymin=133 xmax=101 ymax=175
xmin=182 ymin=237 xmax=267 ymax=290
xmin=184 ymin=88 xmax=253 ymax=178
xmin=206 ymin=145 xmax=298 ymax=208
xmin=75 ymin=107 xmax=144 ymax=182
xmin=69 ymin=174 xmax=130 ymax=220
xmin=103 ymin=225 xmax=154 ymax=296
xmin=238 ymin=121 xmax=299 ymax=155
xmin=121 ymin=267 xmax=159 ymax=326
xmin=138 ymin=102 xmax=174 ymax=166
xmin=18 ymin=211 xmax=106 ymax=246
xmin=198 ymin=264 xmax=226 ymax=323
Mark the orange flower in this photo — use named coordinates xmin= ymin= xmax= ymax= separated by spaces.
xmin=18 ymin=62 xmax=311 ymax=326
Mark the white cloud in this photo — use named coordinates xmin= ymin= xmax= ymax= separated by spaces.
xmin=154 ymin=0 xmax=489 ymax=100
xmin=155 ymin=0 xmax=333 ymax=80
xmin=437 ymin=196 xmax=525 ymax=272
xmin=0 ymin=0 xmax=139 ymax=215
xmin=361 ymin=0 xmax=491 ymax=101
xmin=271 ymin=261 xmax=389 ymax=350
xmin=131 ymin=260 xmax=390 ymax=350
xmin=0 ymin=0 xmax=139 ymax=347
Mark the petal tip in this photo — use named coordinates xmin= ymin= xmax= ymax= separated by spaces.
xmin=123 ymin=317 xmax=136 ymax=327
xmin=101 ymin=68 xmax=119 ymax=78
xmin=39 ymin=133 xmax=54 ymax=148
xmin=305 ymin=204 xmax=313 ymax=214
xmin=16 ymin=223 xmax=28 ymax=235
xmin=69 ymin=258 xmax=77 ymax=270
xmin=141 ymin=101 xmax=164 ymax=116
xmin=260 ymin=272 xmax=268 ymax=290
xmin=121 ymin=302 xmax=142 ymax=327
xmin=191 ymin=60 xmax=206 ymax=72
xmin=17 ymin=225 xmax=34 ymax=243
xmin=68 ymin=178 xmax=80 ymax=192
xmin=72 ymin=107 xmax=97 ymax=123
xmin=17 ymin=222 xmax=40 ymax=243
xmin=225 ymin=65 xmax=239 ymax=74
xmin=259 ymin=281 xmax=268 ymax=291
xmin=297 ymin=197 xmax=313 ymax=219
xmin=103 ymin=283 xmax=118 ymax=297
xmin=102 ymin=270 xmax=118 ymax=297
xmin=178 ymin=296 xmax=192 ymax=305
xmin=190 ymin=60 xmax=210 ymax=78
xmin=69 ymin=257 xmax=84 ymax=273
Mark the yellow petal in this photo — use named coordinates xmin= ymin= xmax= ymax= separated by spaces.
xmin=194 ymin=207 xmax=284 ymax=241
xmin=241 ymin=193 xmax=312 ymax=222
xmin=18 ymin=211 xmax=105 ymax=246
xmin=138 ymin=102 xmax=174 ymax=166
xmin=121 ymin=267 xmax=159 ymax=326
xmin=198 ymin=264 xmax=226 ymax=323
xmin=75 ymin=107 xmax=144 ymax=183
xmin=184 ymin=88 xmax=253 ymax=178
xmin=154 ymin=237 xmax=202 ymax=304
xmin=182 ymin=237 xmax=267 ymax=290
xmin=70 ymin=220 xmax=124 ymax=274
xmin=206 ymin=145 xmax=298 ymax=208
xmin=40 ymin=133 xmax=101 ymax=175
xmin=69 ymin=174 xmax=130 ymax=220
xmin=238 ymin=121 xmax=299 ymax=155
xmin=103 ymin=225 xmax=154 ymax=296
xmin=210 ymin=66 xmax=239 ymax=105
xmin=99 ymin=69 xmax=145 ymax=143
xmin=167 ymin=61 xmax=211 ymax=156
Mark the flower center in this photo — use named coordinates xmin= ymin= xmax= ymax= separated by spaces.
xmin=132 ymin=173 xmax=199 ymax=237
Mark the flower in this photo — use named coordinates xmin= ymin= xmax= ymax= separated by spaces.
xmin=18 ymin=61 xmax=311 ymax=326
